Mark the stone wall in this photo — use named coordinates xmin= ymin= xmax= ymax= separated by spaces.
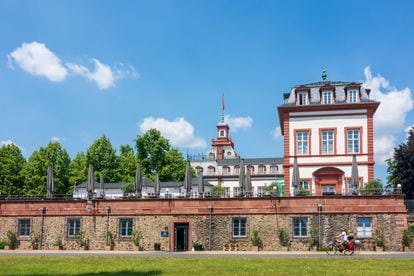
xmin=0 ymin=196 xmax=407 ymax=251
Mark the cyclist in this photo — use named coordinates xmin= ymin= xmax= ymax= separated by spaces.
xmin=336 ymin=229 xmax=348 ymax=251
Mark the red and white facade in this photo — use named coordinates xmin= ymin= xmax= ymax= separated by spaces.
xmin=278 ymin=81 xmax=380 ymax=197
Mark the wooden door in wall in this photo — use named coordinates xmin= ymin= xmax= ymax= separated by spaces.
xmin=313 ymin=167 xmax=344 ymax=196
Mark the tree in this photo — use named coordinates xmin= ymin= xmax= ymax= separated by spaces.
xmin=69 ymin=152 xmax=88 ymax=189
xmin=135 ymin=129 xmax=187 ymax=181
xmin=159 ymin=148 xmax=186 ymax=181
xmin=0 ymin=144 xmax=26 ymax=195
xmin=86 ymin=135 xmax=120 ymax=183
xmin=361 ymin=179 xmax=383 ymax=195
xmin=135 ymin=129 xmax=170 ymax=178
xmin=118 ymin=145 xmax=136 ymax=183
xmin=388 ymin=126 xmax=414 ymax=198
xmin=21 ymin=141 xmax=71 ymax=196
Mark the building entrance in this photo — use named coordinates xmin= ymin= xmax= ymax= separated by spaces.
xmin=174 ymin=223 xmax=189 ymax=251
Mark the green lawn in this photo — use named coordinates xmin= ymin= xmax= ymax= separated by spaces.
xmin=0 ymin=257 xmax=412 ymax=275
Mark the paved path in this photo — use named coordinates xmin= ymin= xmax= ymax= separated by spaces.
xmin=0 ymin=250 xmax=413 ymax=258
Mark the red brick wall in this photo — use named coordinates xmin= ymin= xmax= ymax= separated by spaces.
xmin=0 ymin=196 xmax=406 ymax=217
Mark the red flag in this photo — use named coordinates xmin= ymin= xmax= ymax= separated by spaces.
xmin=222 ymin=94 xmax=225 ymax=111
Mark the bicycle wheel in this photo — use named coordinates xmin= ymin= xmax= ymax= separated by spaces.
xmin=325 ymin=244 xmax=337 ymax=255
xmin=344 ymin=248 xmax=354 ymax=255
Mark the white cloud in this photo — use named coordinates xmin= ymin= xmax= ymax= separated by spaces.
xmin=363 ymin=66 xmax=414 ymax=163
xmin=67 ymin=59 xmax=138 ymax=90
xmin=67 ymin=59 xmax=113 ymax=89
xmin=1 ymin=140 xmax=15 ymax=146
xmin=224 ymin=115 xmax=253 ymax=132
xmin=272 ymin=127 xmax=282 ymax=140
xmin=8 ymin=41 xmax=137 ymax=89
xmin=139 ymin=117 xmax=207 ymax=148
xmin=374 ymin=135 xmax=395 ymax=164
xmin=1 ymin=140 xmax=24 ymax=152
xmin=405 ymin=125 xmax=414 ymax=136
xmin=51 ymin=136 xmax=60 ymax=142
xmin=8 ymin=41 xmax=67 ymax=82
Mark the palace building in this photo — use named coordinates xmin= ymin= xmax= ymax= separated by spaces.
xmin=278 ymin=79 xmax=379 ymax=197
xmin=0 ymin=74 xmax=409 ymax=252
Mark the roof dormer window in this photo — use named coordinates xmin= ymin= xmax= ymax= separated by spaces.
xmin=348 ymin=90 xmax=358 ymax=103
xmin=322 ymin=91 xmax=333 ymax=104
xmin=297 ymin=92 xmax=309 ymax=106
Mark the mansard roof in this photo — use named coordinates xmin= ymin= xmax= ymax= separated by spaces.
xmin=217 ymin=157 xmax=283 ymax=166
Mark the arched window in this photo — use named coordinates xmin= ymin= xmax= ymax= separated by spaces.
xmin=207 ymin=166 xmax=216 ymax=175
xmin=222 ymin=166 xmax=230 ymax=176
xmin=270 ymin=166 xmax=278 ymax=174
xmin=247 ymin=165 xmax=254 ymax=175
xmin=234 ymin=166 xmax=240 ymax=175
xmin=196 ymin=166 xmax=203 ymax=174
xmin=258 ymin=165 xmax=266 ymax=175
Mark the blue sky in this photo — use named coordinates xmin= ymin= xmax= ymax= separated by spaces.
xmin=1 ymin=0 xmax=413 ymax=183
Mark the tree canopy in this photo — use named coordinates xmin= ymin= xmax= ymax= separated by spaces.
xmin=388 ymin=126 xmax=414 ymax=198
xmin=21 ymin=141 xmax=71 ymax=196
xmin=0 ymin=130 xmax=188 ymax=196
xmin=0 ymin=144 xmax=26 ymax=195
xmin=86 ymin=135 xmax=120 ymax=183
xmin=118 ymin=145 xmax=136 ymax=183
xmin=69 ymin=152 xmax=88 ymax=189
xmin=135 ymin=129 xmax=187 ymax=181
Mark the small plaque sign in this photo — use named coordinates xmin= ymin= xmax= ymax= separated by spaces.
xmin=161 ymin=231 xmax=169 ymax=237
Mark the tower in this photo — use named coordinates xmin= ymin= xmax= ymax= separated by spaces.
xmin=277 ymin=73 xmax=380 ymax=197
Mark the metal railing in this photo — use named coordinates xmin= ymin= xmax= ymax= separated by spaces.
xmin=0 ymin=187 xmax=403 ymax=201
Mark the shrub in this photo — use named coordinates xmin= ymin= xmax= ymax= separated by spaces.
xmin=106 ymin=231 xmax=115 ymax=250
xmin=53 ymin=237 xmax=64 ymax=250
xmin=361 ymin=179 xmax=383 ymax=195
xmin=251 ymin=228 xmax=262 ymax=247
xmin=6 ymin=231 xmax=18 ymax=250
xmin=30 ymin=233 xmax=41 ymax=250
xmin=309 ymin=227 xmax=319 ymax=249
xmin=402 ymin=229 xmax=412 ymax=248
xmin=0 ymin=240 xmax=7 ymax=250
xmin=277 ymin=228 xmax=289 ymax=247
xmin=75 ymin=231 xmax=89 ymax=250
xmin=375 ymin=227 xmax=385 ymax=248
xmin=132 ymin=230 xmax=143 ymax=247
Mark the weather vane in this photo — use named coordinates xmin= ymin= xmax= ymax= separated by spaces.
xmin=322 ymin=69 xmax=327 ymax=81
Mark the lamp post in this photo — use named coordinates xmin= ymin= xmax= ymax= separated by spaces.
xmin=317 ymin=203 xmax=322 ymax=250
xmin=39 ymin=207 xmax=46 ymax=249
xmin=208 ymin=205 xmax=213 ymax=250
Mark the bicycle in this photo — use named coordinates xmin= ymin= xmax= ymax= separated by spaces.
xmin=325 ymin=240 xmax=356 ymax=255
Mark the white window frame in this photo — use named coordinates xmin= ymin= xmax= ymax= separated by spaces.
xmin=223 ymin=167 xmax=230 ymax=175
xmin=321 ymin=130 xmax=334 ymax=154
xmin=207 ymin=166 xmax=215 ymax=175
xmin=356 ymin=217 xmax=372 ymax=238
xmin=270 ymin=166 xmax=277 ymax=174
xmin=348 ymin=90 xmax=358 ymax=103
xmin=323 ymin=91 xmax=333 ymax=104
xmin=298 ymin=92 xmax=308 ymax=105
xmin=67 ymin=218 xmax=81 ymax=238
xmin=232 ymin=218 xmax=247 ymax=238
xmin=296 ymin=131 xmax=309 ymax=155
xmin=347 ymin=129 xmax=360 ymax=153
xmin=234 ymin=167 xmax=240 ymax=175
xmin=322 ymin=185 xmax=335 ymax=195
xmin=18 ymin=219 xmax=31 ymax=237
xmin=119 ymin=218 xmax=133 ymax=238
xmin=293 ymin=217 xmax=308 ymax=237
xmin=258 ymin=166 xmax=265 ymax=174
xmin=299 ymin=180 xmax=309 ymax=190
